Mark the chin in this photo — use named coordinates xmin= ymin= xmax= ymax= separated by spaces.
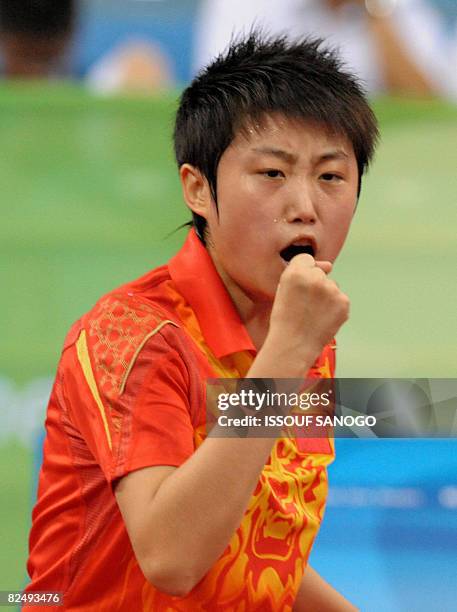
xmin=256 ymin=281 xmax=279 ymax=303
xmin=241 ymin=281 xmax=276 ymax=304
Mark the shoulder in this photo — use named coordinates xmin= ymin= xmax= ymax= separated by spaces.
xmin=63 ymin=288 xmax=189 ymax=404
xmin=85 ymin=290 xmax=180 ymax=346
xmin=54 ymin=289 xmax=200 ymax=481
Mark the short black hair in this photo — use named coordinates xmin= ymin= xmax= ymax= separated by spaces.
xmin=174 ymin=31 xmax=379 ymax=241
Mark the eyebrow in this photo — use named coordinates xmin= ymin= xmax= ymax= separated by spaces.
xmin=315 ymin=149 xmax=349 ymax=163
xmin=251 ymin=147 xmax=297 ymax=164
xmin=250 ymin=147 xmax=349 ymax=164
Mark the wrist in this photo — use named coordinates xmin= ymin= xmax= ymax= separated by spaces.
xmin=253 ymin=334 xmax=320 ymax=379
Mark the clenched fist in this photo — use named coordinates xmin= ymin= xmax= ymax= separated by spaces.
xmin=264 ymin=254 xmax=350 ymax=376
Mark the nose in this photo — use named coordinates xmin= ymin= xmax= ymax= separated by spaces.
xmin=284 ymin=184 xmax=317 ymax=225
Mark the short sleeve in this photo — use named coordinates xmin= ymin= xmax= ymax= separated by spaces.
xmin=61 ymin=302 xmax=198 ymax=483
xmin=120 ymin=337 xmax=196 ymax=479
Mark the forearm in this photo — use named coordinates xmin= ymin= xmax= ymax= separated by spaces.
xmin=142 ymin=435 xmax=275 ymax=591
xmin=136 ymin=342 xmax=317 ymax=592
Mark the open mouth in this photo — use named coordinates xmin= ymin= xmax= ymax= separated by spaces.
xmin=280 ymin=243 xmax=315 ymax=263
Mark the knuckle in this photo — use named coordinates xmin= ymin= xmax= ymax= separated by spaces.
xmin=310 ymin=267 xmax=325 ymax=281
xmin=285 ymin=268 xmax=302 ymax=285
xmin=341 ymin=294 xmax=350 ymax=308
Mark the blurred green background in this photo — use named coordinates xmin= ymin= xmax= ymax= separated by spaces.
xmin=0 ymin=85 xmax=456 ymax=591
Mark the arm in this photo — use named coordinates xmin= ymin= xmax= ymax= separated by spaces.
xmin=293 ymin=565 xmax=358 ymax=611
xmin=115 ymin=429 xmax=277 ymax=596
xmin=115 ymin=256 xmax=349 ymax=597
xmin=115 ymin=339 xmax=314 ymax=597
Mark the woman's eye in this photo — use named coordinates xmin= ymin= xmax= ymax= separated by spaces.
xmin=262 ymin=169 xmax=284 ymax=178
xmin=320 ymin=173 xmax=342 ymax=182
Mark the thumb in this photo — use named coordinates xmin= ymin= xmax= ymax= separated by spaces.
xmin=315 ymin=260 xmax=333 ymax=274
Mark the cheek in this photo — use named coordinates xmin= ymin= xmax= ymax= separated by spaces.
xmin=335 ymin=205 xmax=354 ymax=231
xmin=324 ymin=202 xmax=355 ymax=255
xmin=214 ymin=194 xmax=274 ymax=247
xmin=210 ymin=207 xmax=276 ymax=281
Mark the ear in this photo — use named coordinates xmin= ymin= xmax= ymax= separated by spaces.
xmin=179 ymin=164 xmax=212 ymax=219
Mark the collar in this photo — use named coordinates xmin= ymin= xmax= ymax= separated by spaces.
xmin=168 ymin=228 xmax=256 ymax=359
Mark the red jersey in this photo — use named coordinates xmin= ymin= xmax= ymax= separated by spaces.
xmin=25 ymin=229 xmax=335 ymax=611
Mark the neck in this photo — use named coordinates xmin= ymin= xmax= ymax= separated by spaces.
xmin=214 ymin=266 xmax=273 ymax=350
xmin=207 ymin=241 xmax=274 ymax=350
xmin=232 ymin=291 xmax=272 ymax=351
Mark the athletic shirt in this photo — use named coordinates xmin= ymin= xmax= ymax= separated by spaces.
xmin=25 ymin=229 xmax=335 ymax=611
